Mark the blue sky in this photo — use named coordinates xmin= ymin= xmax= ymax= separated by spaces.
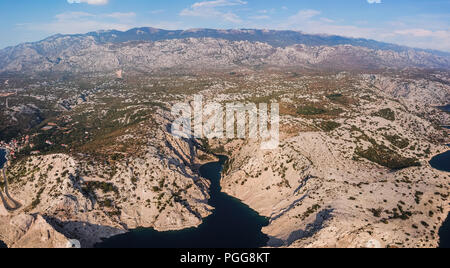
xmin=0 ymin=0 xmax=449 ymax=51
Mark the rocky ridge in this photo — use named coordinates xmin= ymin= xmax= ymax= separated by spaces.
xmin=207 ymin=73 xmax=450 ymax=248
xmin=2 ymin=111 xmax=215 ymax=248
xmin=1 ymin=31 xmax=449 ymax=74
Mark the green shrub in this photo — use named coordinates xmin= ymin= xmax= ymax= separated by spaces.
xmin=384 ymin=134 xmax=409 ymax=149
xmin=372 ymin=108 xmax=396 ymax=121
xmin=370 ymin=208 xmax=383 ymax=217
xmin=320 ymin=121 xmax=341 ymax=132
xmin=152 ymin=186 xmax=161 ymax=192
xmin=326 ymin=94 xmax=349 ymax=105
xmin=297 ymin=105 xmax=327 ymax=115
xmin=326 ymin=93 xmax=343 ymax=100
xmin=31 ymin=188 xmax=45 ymax=209
xmin=356 ymin=144 xmax=420 ymax=169
xmin=85 ymin=181 xmax=119 ymax=195
xmin=415 ymin=191 xmax=423 ymax=204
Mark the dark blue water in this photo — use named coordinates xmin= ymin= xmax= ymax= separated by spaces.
xmin=96 ymin=156 xmax=269 ymax=248
xmin=438 ymin=104 xmax=450 ymax=113
xmin=429 ymin=151 xmax=450 ymax=172
xmin=440 ymin=215 xmax=450 ymax=248
xmin=0 ymin=149 xmax=7 ymax=248
xmin=0 ymin=149 xmax=6 ymax=170
xmin=438 ymin=105 xmax=450 ymax=129
xmin=429 ymin=145 xmax=450 ymax=248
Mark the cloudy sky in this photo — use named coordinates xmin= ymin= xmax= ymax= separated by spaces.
xmin=1 ymin=0 xmax=449 ymax=51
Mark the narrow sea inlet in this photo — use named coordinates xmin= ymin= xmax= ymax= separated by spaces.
xmin=430 ymin=110 xmax=450 ymax=248
xmin=437 ymin=104 xmax=450 ymax=113
xmin=431 ymin=149 xmax=450 ymax=248
xmin=0 ymin=148 xmax=7 ymax=248
xmin=97 ymin=156 xmax=269 ymax=248
xmin=0 ymin=149 xmax=6 ymax=170
xmin=429 ymin=151 xmax=450 ymax=173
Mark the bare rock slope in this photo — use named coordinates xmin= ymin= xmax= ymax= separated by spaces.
xmin=0 ymin=214 xmax=71 ymax=248
xmin=209 ymin=73 xmax=450 ymax=248
xmin=2 ymin=111 xmax=214 ymax=248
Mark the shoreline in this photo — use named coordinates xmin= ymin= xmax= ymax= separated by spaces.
xmin=439 ymin=212 xmax=450 ymax=248
xmin=95 ymin=157 xmax=225 ymax=246
xmin=96 ymin=154 xmax=269 ymax=248
xmin=428 ymin=143 xmax=450 ymax=248
xmin=0 ymin=148 xmax=7 ymax=169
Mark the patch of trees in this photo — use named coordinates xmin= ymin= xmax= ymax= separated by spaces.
xmin=320 ymin=121 xmax=341 ymax=132
xmin=372 ymin=108 xmax=396 ymax=121
xmin=356 ymin=143 xmax=420 ymax=169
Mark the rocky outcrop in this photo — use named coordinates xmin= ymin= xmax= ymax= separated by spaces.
xmin=2 ymin=111 xmax=214 ymax=248
xmin=0 ymin=214 xmax=71 ymax=248
xmin=208 ymin=74 xmax=450 ymax=248
xmin=221 ymin=132 xmax=449 ymax=248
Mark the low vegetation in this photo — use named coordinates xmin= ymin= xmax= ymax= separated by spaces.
xmin=372 ymin=108 xmax=396 ymax=121
xmin=384 ymin=134 xmax=410 ymax=149
xmin=356 ymin=144 xmax=420 ymax=169
xmin=297 ymin=105 xmax=327 ymax=116
xmin=320 ymin=121 xmax=341 ymax=132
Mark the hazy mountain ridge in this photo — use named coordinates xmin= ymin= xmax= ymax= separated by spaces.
xmin=48 ymin=28 xmax=450 ymax=55
xmin=0 ymin=28 xmax=449 ymax=74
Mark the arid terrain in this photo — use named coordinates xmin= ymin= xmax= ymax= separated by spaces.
xmin=0 ymin=29 xmax=449 ymax=248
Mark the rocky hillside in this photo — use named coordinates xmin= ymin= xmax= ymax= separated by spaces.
xmin=2 ymin=110 xmax=216 ymax=248
xmin=0 ymin=70 xmax=448 ymax=248
xmin=0 ymin=213 xmax=71 ymax=248
xmin=205 ymin=73 xmax=450 ymax=248
xmin=0 ymin=28 xmax=449 ymax=74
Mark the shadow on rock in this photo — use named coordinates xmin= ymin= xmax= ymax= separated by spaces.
xmin=43 ymin=216 xmax=125 ymax=248
xmin=268 ymin=208 xmax=334 ymax=247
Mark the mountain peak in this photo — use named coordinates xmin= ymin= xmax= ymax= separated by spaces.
xmin=0 ymin=27 xmax=449 ymax=74
xmin=31 ymin=27 xmax=449 ymax=57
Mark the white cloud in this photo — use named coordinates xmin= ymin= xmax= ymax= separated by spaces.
xmin=367 ymin=0 xmax=382 ymax=4
xmin=249 ymin=15 xmax=271 ymax=20
xmin=269 ymin=8 xmax=450 ymax=52
xmin=289 ymin=9 xmax=321 ymax=21
xmin=222 ymin=12 xmax=243 ymax=23
xmin=390 ymin=28 xmax=450 ymax=51
xmin=191 ymin=0 xmax=247 ymax=8
xmin=180 ymin=0 xmax=247 ymax=24
xmin=395 ymin=28 xmax=439 ymax=37
xmin=55 ymin=12 xmax=94 ymax=20
xmin=104 ymin=12 xmax=136 ymax=20
xmin=19 ymin=11 xmax=137 ymax=35
xmin=67 ymin=0 xmax=109 ymax=5
xmin=149 ymin=10 xmax=165 ymax=15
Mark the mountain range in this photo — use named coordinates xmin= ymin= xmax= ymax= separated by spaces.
xmin=1 ymin=27 xmax=449 ymax=74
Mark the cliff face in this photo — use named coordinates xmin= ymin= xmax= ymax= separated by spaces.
xmin=221 ymin=133 xmax=449 ymax=248
xmin=0 ymin=214 xmax=71 ymax=248
xmin=1 ymin=111 xmax=214 ymax=248
xmin=209 ymin=74 xmax=450 ymax=248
